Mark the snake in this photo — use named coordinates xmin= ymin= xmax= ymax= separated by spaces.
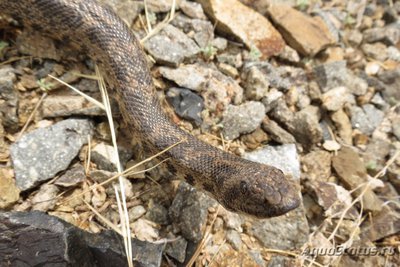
xmin=0 ymin=0 xmax=300 ymax=218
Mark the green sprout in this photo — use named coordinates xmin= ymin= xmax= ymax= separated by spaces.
xmin=37 ymin=78 xmax=54 ymax=92
xmin=201 ymin=43 xmax=218 ymax=60
xmin=249 ymin=46 xmax=262 ymax=61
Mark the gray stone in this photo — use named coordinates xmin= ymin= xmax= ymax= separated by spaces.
xmin=180 ymin=0 xmax=207 ymax=19
xmin=0 ymin=65 xmax=18 ymax=131
xmin=292 ymin=106 xmax=323 ymax=146
xmin=392 ymin=115 xmax=400 ymax=140
xmin=244 ymin=62 xmax=293 ymax=92
xmin=98 ymin=0 xmax=142 ymax=24
xmin=166 ymin=87 xmax=204 ymax=126
xmin=146 ymin=202 xmax=170 ymax=225
xmin=350 ymin=104 xmax=385 ymax=135
xmin=91 ymin=142 xmax=133 ymax=172
xmin=10 ymin=119 xmax=93 ymax=191
xmin=171 ymin=14 xmax=214 ymax=48
xmin=226 ymin=230 xmax=242 ymax=250
xmin=378 ymin=68 xmax=400 ymax=103
xmin=321 ymin=86 xmax=349 ymax=111
xmin=159 ymin=63 xmax=243 ymax=111
xmin=41 ymin=94 xmax=105 ymax=117
xmin=261 ymin=88 xmax=283 ymax=113
xmin=54 ymin=164 xmax=86 ymax=187
xmin=146 ymin=0 xmax=181 ymax=13
xmin=248 ymin=250 xmax=266 ymax=266
xmin=144 ymin=24 xmax=199 ymax=67
xmin=244 ymin=144 xmax=300 ymax=180
xmin=262 ymin=117 xmax=295 ymax=144
xmin=387 ymin=46 xmax=400 ymax=62
xmin=128 ymin=205 xmax=146 ymax=221
xmin=363 ymin=25 xmax=400 ymax=46
xmin=0 ymin=211 xmax=164 ymax=267
xmin=222 ymin=101 xmax=266 ymax=140
xmin=211 ymin=37 xmax=228 ymax=51
xmin=165 ymin=237 xmax=188 ymax=263
xmin=243 ymin=66 xmax=270 ymax=101
xmin=346 ymin=29 xmax=363 ymax=47
xmin=169 ymin=182 xmax=215 ymax=242
xmin=268 ymin=98 xmax=295 ymax=132
xmin=361 ymin=43 xmax=388 ymax=62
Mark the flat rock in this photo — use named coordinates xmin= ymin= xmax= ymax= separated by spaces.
xmin=261 ymin=117 xmax=295 ymax=144
xmin=332 ymin=146 xmax=383 ymax=212
xmin=54 ymin=164 xmax=86 ymax=187
xmin=0 ymin=168 xmax=20 ymax=209
xmin=222 ymin=101 xmax=265 ymax=140
xmin=302 ymin=150 xmax=332 ymax=182
xmin=244 ymin=143 xmax=300 ymax=180
xmin=166 ymin=87 xmax=204 ymax=126
xmin=0 ymin=211 xmax=164 ymax=267
xmin=41 ymin=94 xmax=105 ymax=117
xmin=268 ymin=4 xmax=335 ymax=56
xmin=144 ymin=24 xmax=199 ymax=67
xmin=10 ymin=119 xmax=93 ymax=191
xmin=159 ymin=63 xmax=243 ymax=111
xmin=169 ymin=182 xmax=217 ymax=242
xmin=198 ymin=0 xmax=285 ymax=59
xmin=350 ymin=104 xmax=385 ymax=136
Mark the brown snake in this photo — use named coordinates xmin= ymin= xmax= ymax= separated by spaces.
xmin=0 ymin=0 xmax=300 ymax=218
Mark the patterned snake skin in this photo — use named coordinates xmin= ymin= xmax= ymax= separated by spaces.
xmin=0 ymin=0 xmax=300 ymax=218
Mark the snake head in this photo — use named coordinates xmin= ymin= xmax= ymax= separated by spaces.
xmin=220 ymin=164 xmax=300 ymax=218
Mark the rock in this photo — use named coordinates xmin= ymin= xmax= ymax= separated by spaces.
xmin=221 ymin=101 xmax=265 ymax=140
xmin=10 ymin=119 xmax=93 ymax=191
xmin=310 ymin=181 xmax=358 ymax=220
xmin=241 ymin=127 xmax=269 ymax=149
xmin=261 ymin=117 xmax=295 ymax=144
xmin=361 ymin=43 xmax=388 ymax=62
xmin=17 ymin=31 xmax=60 ymax=60
xmin=166 ymin=87 xmax=204 ymax=126
xmin=169 ymin=182 xmax=215 ymax=242
xmin=361 ymin=206 xmax=400 ymax=242
xmin=363 ymin=138 xmax=391 ymax=171
xmin=32 ymin=184 xmax=59 ymax=211
xmin=131 ymin=218 xmax=160 ymax=242
xmin=278 ymin=45 xmax=301 ymax=62
xmin=261 ymin=88 xmax=283 ymax=113
xmin=54 ymin=164 xmax=86 ymax=187
xmin=198 ymin=0 xmax=285 ymax=59
xmin=218 ymin=62 xmax=239 ymax=78
xmin=268 ymin=98 xmax=295 ymax=132
xmin=345 ymin=29 xmax=363 ymax=47
xmin=180 ymin=0 xmax=207 ymax=19
xmin=331 ymin=108 xmax=353 ymax=145
xmin=302 ymin=150 xmax=332 ymax=182
xmin=332 ymin=146 xmax=383 ymax=211
xmin=146 ymin=0 xmax=181 ymax=13
xmin=350 ymin=104 xmax=385 ymax=135
xmin=0 ymin=211 xmax=164 ymax=267
xmin=144 ymin=24 xmax=199 ymax=67
xmin=0 ymin=65 xmax=19 ymax=131
xmin=244 ymin=144 xmax=300 ymax=180
xmin=159 ymin=63 xmax=243 ymax=111
xmin=146 ymin=202 xmax=170 ymax=225
xmin=387 ymin=46 xmax=400 ymax=62
xmin=98 ymin=0 xmax=141 ymax=24
xmin=211 ymin=37 xmax=228 ymax=51
xmin=128 ymin=205 xmax=147 ymax=221
xmin=41 ymin=94 xmax=105 ymax=117
xmin=0 ymin=168 xmax=20 ymax=208
xmin=171 ymin=14 xmax=214 ymax=48
xmin=268 ymin=4 xmax=335 ymax=56
xmin=363 ymin=26 xmax=400 ymax=46
xmin=250 ymin=203 xmax=308 ymax=249
xmin=392 ymin=115 xmax=400 ymax=140
xmin=378 ymin=68 xmax=400 ymax=103
xmin=91 ymin=142 xmax=133 ymax=172
xmin=243 ymin=66 xmax=270 ymax=100
xmin=245 ymin=62 xmax=293 ymax=92
xmin=165 ymin=237 xmax=188 ymax=263
xmin=226 ymin=230 xmax=242 ymax=250
xmin=321 ymin=87 xmax=349 ymax=111
xmin=292 ymin=106 xmax=323 ymax=146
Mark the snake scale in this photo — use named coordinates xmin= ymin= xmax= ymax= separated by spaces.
xmin=0 ymin=0 xmax=300 ymax=218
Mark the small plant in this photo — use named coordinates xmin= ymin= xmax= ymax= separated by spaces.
xmin=297 ymin=0 xmax=309 ymax=11
xmin=249 ymin=46 xmax=261 ymax=61
xmin=37 ymin=78 xmax=54 ymax=92
xmin=344 ymin=14 xmax=356 ymax=26
xmin=201 ymin=43 xmax=217 ymax=60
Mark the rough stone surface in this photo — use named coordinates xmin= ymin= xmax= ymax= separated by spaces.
xmin=166 ymin=87 xmax=204 ymax=126
xmin=268 ymin=4 xmax=335 ymax=56
xmin=292 ymin=106 xmax=323 ymax=146
xmin=261 ymin=117 xmax=295 ymax=144
xmin=159 ymin=63 xmax=243 ymax=111
xmin=41 ymin=94 xmax=105 ymax=117
xmin=165 ymin=237 xmax=188 ymax=263
xmin=198 ymin=0 xmax=285 ymax=59
xmin=350 ymin=104 xmax=385 ymax=135
xmin=302 ymin=150 xmax=332 ymax=182
xmin=0 ymin=168 xmax=20 ymax=209
xmin=0 ymin=211 xmax=164 ymax=267
xmin=144 ymin=24 xmax=200 ymax=67
xmin=244 ymin=144 xmax=300 ymax=180
xmin=0 ymin=65 xmax=19 ymax=131
xmin=10 ymin=119 xmax=93 ymax=191
xmin=91 ymin=142 xmax=133 ymax=172
xmin=222 ymin=101 xmax=266 ymax=140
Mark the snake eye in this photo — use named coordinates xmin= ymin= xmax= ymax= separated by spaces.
xmin=240 ymin=181 xmax=248 ymax=194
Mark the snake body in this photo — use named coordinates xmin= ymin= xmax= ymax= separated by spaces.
xmin=0 ymin=0 xmax=300 ymax=218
